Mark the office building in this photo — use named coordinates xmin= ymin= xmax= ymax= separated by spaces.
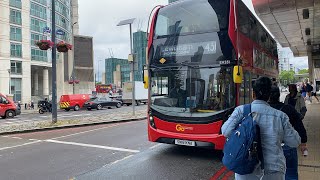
xmin=0 ymin=0 xmax=93 ymax=103
xmin=133 ymin=31 xmax=147 ymax=81
xmin=105 ymin=58 xmax=130 ymax=87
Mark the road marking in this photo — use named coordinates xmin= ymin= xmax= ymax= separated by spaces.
xmin=45 ymin=139 xmax=140 ymax=153
xmin=51 ymin=124 xmax=121 ymax=140
xmin=0 ymin=140 xmax=42 ymax=151
xmin=10 ymin=137 xmax=23 ymax=140
xmin=108 ymin=155 xmax=134 ymax=166
xmin=210 ymin=166 xmax=227 ymax=180
xmin=149 ymin=144 xmax=162 ymax=149
xmin=221 ymin=171 xmax=234 ymax=180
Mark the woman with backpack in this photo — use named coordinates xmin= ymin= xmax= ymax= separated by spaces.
xmin=222 ymin=77 xmax=301 ymax=180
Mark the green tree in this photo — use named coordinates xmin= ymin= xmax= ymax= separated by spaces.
xmin=298 ymin=69 xmax=309 ymax=74
xmin=279 ymin=70 xmax=295 ymax=85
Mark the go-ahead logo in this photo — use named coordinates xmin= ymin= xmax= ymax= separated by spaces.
xmin=176 ymin=124 xmax=194 ymax=132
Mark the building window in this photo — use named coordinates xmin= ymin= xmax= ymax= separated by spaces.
xmin=31 ymin=48 xmax=47 ymax=61
xmin=56 ymin=13 xmax=69 ymax=30
xmin=32 ymin=0 xmax=47 ymax=6
xmin=10 ymin=78 xmax=22 ymax=102
xmin=11 ymin=61 xmax=22 ymax=74
xmin=10 ymin=26 xmax=22 ymax=42
xmin=31 ymin=33 xmax=46 ymax=46
xmin=10 ymin=43 xmax=22 ymax=57
xmin=56 ymin=1 xmax=70 ymax=17
xmin=10 ymin=9 xmax=22 ymax=25
xmin=30 ymin=2 xmax=47 ymax=20
xmin=10 ymin=0 xmax=22 ymax=9
xmin=30 ymin=18 xmax=47 ymax=33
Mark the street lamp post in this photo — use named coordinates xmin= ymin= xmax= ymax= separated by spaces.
xmin=98 ymin=59 xmax=102 ymax=83
xmin=51 ymin=0 xmax=57 ymax=123
xmin=117 ymin=18 xmax=135 ymax=116
xmin=71 ymin=22 xmax=78 ymax=94
xmin=7 ymin=69 xmax=11 ymax=95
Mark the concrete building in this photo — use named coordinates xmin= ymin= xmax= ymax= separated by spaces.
xmin=0 ymin=0 xmax=92 ymax=103
xmin=133 ymin=31 xmax=147 ymax=81
xmin=278 ymin=47 xmax=292 ymax=73
xmin=105 ymin=58 xmax=130 ymax=87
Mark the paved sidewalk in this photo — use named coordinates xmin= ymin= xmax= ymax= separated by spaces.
xmin=298 ymin=102 xmax=320 ymax=179
xmin=0 ymin=109 xmax=147 ymax=134
xmin=20 ymin=108 xmax=38 ymax=115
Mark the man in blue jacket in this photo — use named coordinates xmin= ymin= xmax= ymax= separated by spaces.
xmin=222 ymin=77 xmax=301 ymax=180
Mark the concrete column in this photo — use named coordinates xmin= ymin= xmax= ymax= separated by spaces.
xmin=43 ymin=68 xmax=49 ymax=96
xmin=308 ymin=51 xmax=315 ymax=82
xmin=34 ymin=71 xmax=39 ymax=95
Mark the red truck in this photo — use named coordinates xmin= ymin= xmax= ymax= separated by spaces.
xmin=59 ymin=94 xmax=91 ymax=111
xmin=0 ymin=93 xmax=19 ymax=118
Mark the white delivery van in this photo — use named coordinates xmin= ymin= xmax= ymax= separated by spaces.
xmin=122 ymin=81 xmax=148 ymax=106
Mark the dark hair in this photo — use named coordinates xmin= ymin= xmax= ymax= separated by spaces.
xmin=253 ymin=76 xmax=272 ymax=101
xmin=269 ymin=86 xmax=280 ymax=102
xmin=288 ymin=84 xmax=297 ymax=92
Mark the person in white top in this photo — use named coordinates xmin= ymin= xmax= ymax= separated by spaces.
xmin=310 ymin=82 xmax=319 ymax=103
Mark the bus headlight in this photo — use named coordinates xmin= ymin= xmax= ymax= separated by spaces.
xmin=149 ymin=116 xmax=156 ymax=129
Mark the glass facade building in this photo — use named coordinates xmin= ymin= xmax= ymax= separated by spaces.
xmin=105 ymin=58 xmax=130 ymax=85
xmin=133 ymin=31 xmax=147 ymax=81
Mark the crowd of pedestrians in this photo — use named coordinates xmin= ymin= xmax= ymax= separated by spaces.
xmin=222 ymin=77 xmax=309 ymax=180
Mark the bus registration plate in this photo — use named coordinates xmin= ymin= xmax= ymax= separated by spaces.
xmin=175 ymin=139 xmax=195 ymax=146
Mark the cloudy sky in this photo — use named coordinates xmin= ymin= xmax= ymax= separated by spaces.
xmin=77 ymin=0 xmax=308 ymax=81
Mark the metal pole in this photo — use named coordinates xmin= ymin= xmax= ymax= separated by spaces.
xmin=8 ymin=70 xmax=11 ymax=94
xmin=130 ymin=24 xmax=135 ymax=116
xmin=72 ymin=25 xmax=75 ymax=94
xmin=51 ymin=0 xmax=57 ymax=123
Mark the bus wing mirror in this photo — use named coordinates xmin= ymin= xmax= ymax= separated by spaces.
xmin=143 ymin=65 xmax=149 ymax=89
xmin=233 ymin=66 xmax=243 ymax=84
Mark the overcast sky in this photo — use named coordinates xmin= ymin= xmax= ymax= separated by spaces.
xmin=78 ymin=0 xmax=308 ymax=81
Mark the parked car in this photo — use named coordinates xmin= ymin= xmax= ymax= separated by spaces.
xmin=83 ymin=97 xmax=122 ymax=110
xmin=59 ymin=94 xmax=91 ymax=111
xmin=0 ymin=93 xmax=18 ymax=118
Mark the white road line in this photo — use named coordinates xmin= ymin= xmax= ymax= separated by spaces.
xmin=149 ymin=144 xmax=162 ymax=149
xmin=51 ymin=124 xmax=120 ymax=140
xmin=45 ymin=139 xmax=140 ymax=153
xmin=108 ymin=155 xmax=134 ymax=166
xmin=10 ymin=137 xmax=23 ymax=140
xmin=0 ymin=140 xmax=42 ymax=151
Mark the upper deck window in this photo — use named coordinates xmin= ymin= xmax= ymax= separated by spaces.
xmin=155 ymin=0 xmax=229 ymax=37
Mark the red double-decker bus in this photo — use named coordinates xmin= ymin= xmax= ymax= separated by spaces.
xmin=145 ymin=0 xmax=278 ymax=150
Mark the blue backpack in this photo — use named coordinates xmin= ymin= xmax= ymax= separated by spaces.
xmin=222 ymin=104 xmax=263 ymax=175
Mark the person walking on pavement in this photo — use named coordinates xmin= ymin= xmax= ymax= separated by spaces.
xmin=222 ymin=77 xmax=301 ymax=180
xmin=284 ymin=84 xmax=307 ymax=118
xmin=300 ymin=82 xmax=307 ymax=100
xmin=269 ymin=86 xmax=308 ymax=180
xmin=31 ymin=100 xmax=34 ymax=109
xmin=306 ymin=82 xmax=313 ymax=103
xmin=310 ymin=82 xmax=319 ymax=103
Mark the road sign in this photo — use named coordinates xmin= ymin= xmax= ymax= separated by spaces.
xmin=43 ymin=27 xmax=51 ymax=33
xmin=56 ymin=29 xmax=65 ymax=35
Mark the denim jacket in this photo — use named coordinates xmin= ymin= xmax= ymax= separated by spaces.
xmin=221 ymin=100 xmax=301 ymax=174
